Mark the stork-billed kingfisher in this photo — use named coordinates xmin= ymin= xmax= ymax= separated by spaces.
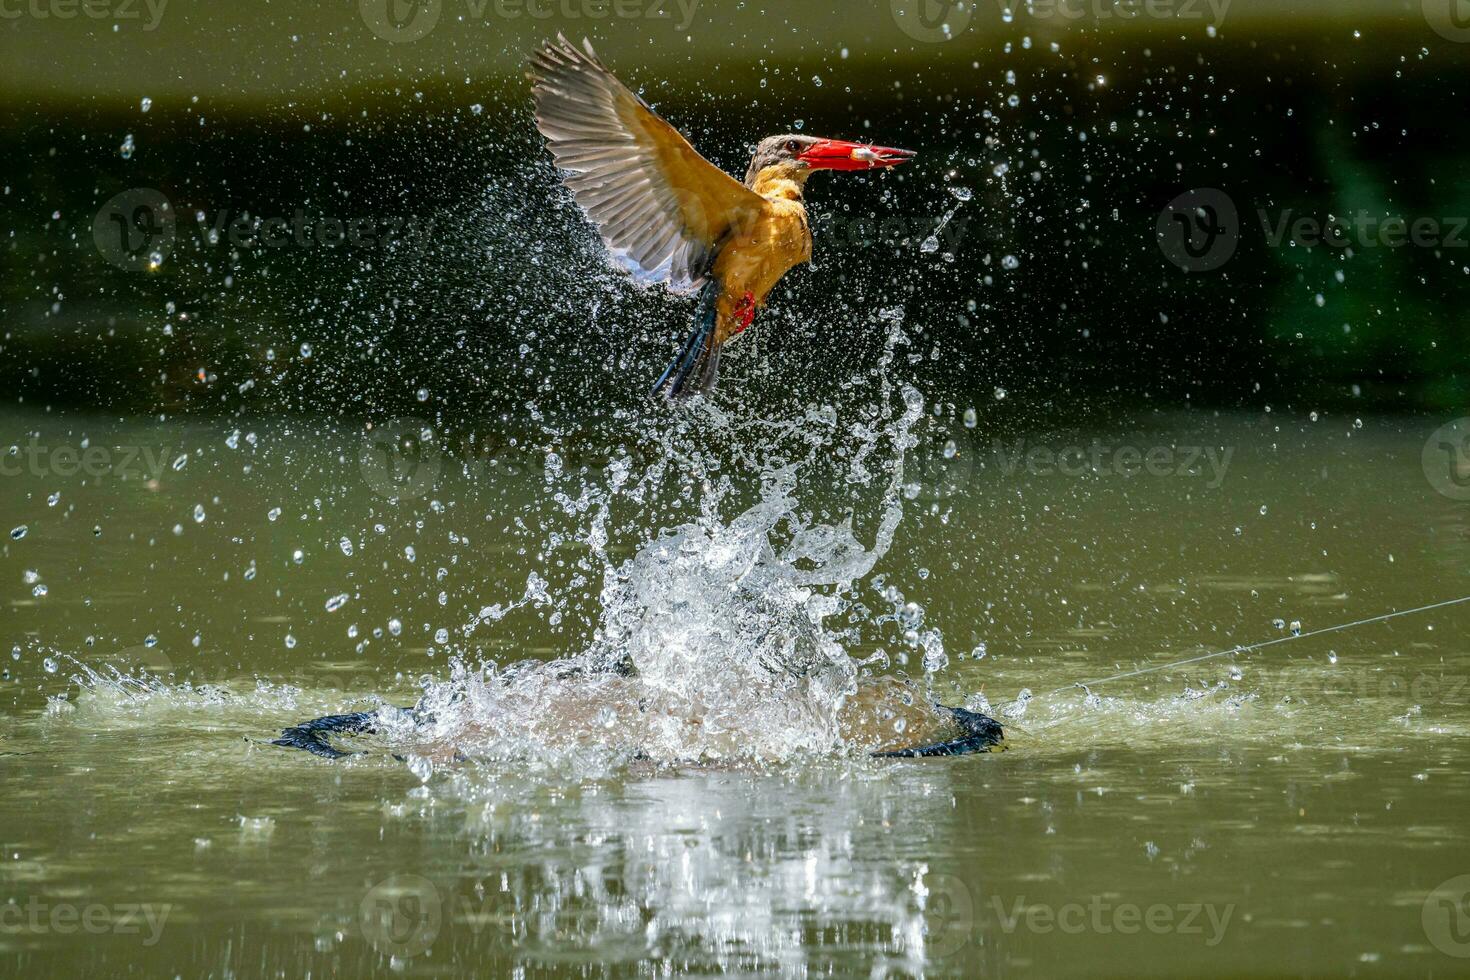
xmin=529 ymin=35 xmax=914 ymax=399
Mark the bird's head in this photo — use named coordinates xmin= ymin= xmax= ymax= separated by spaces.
xmin=744 ymin=134 xmax=915 ymax=187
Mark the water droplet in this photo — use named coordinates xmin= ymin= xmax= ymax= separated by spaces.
xmin=10 ymin=525 xmax=27 ymax=540
xmin=193 ymin=503 xmax=206 ymax=523
xmin=325 ymin=593 xmax=349 ymax=612
xmin=963 ymin=408 xmax=977 ymax=428
xmin=415 ymin=388 xmax=429 ymax=402
xmin=172 ymin=453 xmax=187 ymax=471
xmin=140 ymin=97 xmax=152 ymax=113
xmin=119 ymin=133 xmax=135 ymax=159
xmin=388 ymin=618 xmax=403 ymax=636
xmin=267 ymin=507 xmax=281 ymax=522
xmin=433 ymin=628 xmax=448 ymax=643
xmin=922 ymin=645 xmax=948 ymax=674
xmin=339 ymin=537 xmax=353 ymax=557
xmin=948 ymin=186 xmax=973 ymax=202
xmin=407 ymin=755 xmax=434 ymax=782
xmin=285 ymin=634 xmax=297 ymax=649
xmin=46 ymin=492 xmax=60 ymax=507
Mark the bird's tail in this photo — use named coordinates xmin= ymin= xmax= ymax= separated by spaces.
xmin=652 ymin=279 xmax=723 ymax=400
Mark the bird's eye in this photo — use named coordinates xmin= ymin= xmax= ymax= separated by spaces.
xmin=786 ymin=140 xmax=799 ymax=152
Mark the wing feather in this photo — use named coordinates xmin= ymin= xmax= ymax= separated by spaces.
xmin=529 ymin=34 xmax=764 ymax=293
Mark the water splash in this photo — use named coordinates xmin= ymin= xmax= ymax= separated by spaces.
xmin=402 ymin=314 xmax=941 ymax=768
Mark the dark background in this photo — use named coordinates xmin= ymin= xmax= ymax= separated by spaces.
xmin=3 ymin=1 xmax=1469 ymax=427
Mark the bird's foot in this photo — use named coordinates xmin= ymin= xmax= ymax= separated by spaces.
xmin=733 ymin=291 xmax=756 ymax=334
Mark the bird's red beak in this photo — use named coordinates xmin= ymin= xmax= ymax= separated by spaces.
xmin=797 ymin=139 xmax=916 ymax=171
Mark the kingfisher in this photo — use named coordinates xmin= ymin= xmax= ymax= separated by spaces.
xmin=529 ymin=35 xmax=915 ymax=399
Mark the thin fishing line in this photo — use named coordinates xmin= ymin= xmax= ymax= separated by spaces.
xmin=1045 ymin=592 xmax=1470 ymax=699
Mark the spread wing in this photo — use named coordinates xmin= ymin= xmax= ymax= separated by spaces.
xmin=529 ymin=35 xmax=765 ymax=294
